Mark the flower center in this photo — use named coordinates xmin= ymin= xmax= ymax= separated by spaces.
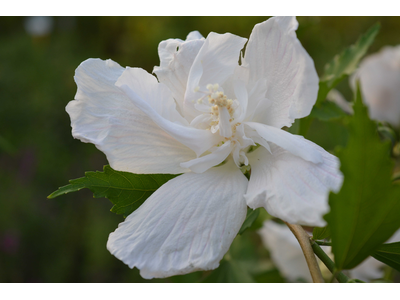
xmin=191 ymin=83 xmax=255 ymax=167
xmin=193 ymin=83 xmax=239 ymax=139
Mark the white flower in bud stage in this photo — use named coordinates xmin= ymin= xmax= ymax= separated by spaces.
xmin=351 ymin=45 xmax=400 ymax=127
xmin=66 ymin=16 xmax=343 ymax=279
xmin=259 ymin=220 xmax=400 ymax=282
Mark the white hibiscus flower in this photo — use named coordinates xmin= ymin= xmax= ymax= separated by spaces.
xmin=259 ymin=220 xmax=400 ymax=282
xmin=351 ymin=45 xmax=400 ymax=127
xmin=66 ymin=16 xmax=343 ymax=279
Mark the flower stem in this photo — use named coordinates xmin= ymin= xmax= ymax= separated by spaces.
xmin=310 ymin=240 xmax=350 ymax=283
xmin=284 ymin=222 xmax=324 ymax=283
xmin=315 ymin=240 xmax=332 ymax=246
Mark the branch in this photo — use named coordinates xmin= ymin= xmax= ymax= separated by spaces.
xmin=284 ymin=222 xmax=324 ymax=283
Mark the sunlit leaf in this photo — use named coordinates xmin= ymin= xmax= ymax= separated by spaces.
xmin=325 ymin=84 xmax=400 ymax=270
xmin=48 ymin=165 xmax=179 ymax=217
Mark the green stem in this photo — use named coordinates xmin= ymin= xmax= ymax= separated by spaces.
xmin=315 ymin=241 xmax=332 ymax=246
xmin=310 ymin=240 xmax=350 ymax=283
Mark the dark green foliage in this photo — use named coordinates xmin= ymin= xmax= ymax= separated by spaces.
xmin=309 ymin=101 xmax=347 ymax=121
xmin=49 ymin=165 xmax=179 ymax=217
xmin=325 ymin=85 xmax=400 ymax=270
xmin=372 ymin=242 xmax=400 ymax=272
xmin=312 ymin=226 xmax=331 ymax=240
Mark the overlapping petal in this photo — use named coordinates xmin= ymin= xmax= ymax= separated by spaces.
xmin=245 ymin=144 xmax=343 ymax=227
xmin=183 ymin=32 xmax=247 ymax=120
xmin=245 ymin=122 xmax=323 ymax=164
xmin=116 ymin=67 xmax=221 ymax=157
xmin=153 ymin=32 xmax=205 ymax=115
xmin=107 ymin=161 xmax=248 ymax=279
xmin=242 ymin=16 xmax=319 ymax=128
xmin=66 ymin=58 xmax=196 ymax=174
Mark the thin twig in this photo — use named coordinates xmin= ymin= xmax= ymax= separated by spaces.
xmin=284 ymin=222 xmax=324 ymax=283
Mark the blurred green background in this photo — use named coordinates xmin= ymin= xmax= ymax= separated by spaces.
xmin=1 ymin=16 xmax=399 ymax=283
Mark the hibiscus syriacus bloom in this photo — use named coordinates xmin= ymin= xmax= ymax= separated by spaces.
xmin=351 ymin=45 xmax=400 ymax=127
xmin=259 ymin=220 xmax=400 ymax=282
xmin=66 ymin=16 xmax=343 ymax=279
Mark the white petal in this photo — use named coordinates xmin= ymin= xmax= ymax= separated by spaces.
xmin=258 ymin=220 xmax=313 ymax=282
xmin=245 ymin=144 xmax=343 ymax=226
xmin=116 ymin=67 xmax=188 ymax=125
xmin=183 ymin=32 xmax=247 ymax=120
xmin=107 ymin=161 xmax=248 ymax=279
xmin=243 ymin=16 xmax=319 ymax=128
xmin=245 ymin=122 xmax=323 ymax=164
xmin=350 ymin=45 xmax=400 ymax=126
xmin=66 ymin=58 xmax=196 ymax=174
xmin=153 ymin=33 xmax=205 ymax=117
xmin=218 ymin=107 xmax=232 ymax=138
xmin=116 ymin=68 xmax=221 ymax=157
xmin=180 ymin=141 xmax=232 ymax=173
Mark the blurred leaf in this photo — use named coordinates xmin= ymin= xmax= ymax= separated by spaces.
xmin=309 ymin=100 xmax=347 ymax=121
xmin=372 ymin=242 xmax=400 ymax=272
xmin=238 ymin=208 xmax=260 ymax=235
xmin=202 ymin=260 xmax=255 ymax=283
xmin=254 ymin=268 xmax=285 ymax=283
xmin=313 ymin=226 xmax=331 ymax=240
xmin=316 ymin=23 xmax=380 ymax=105
xmin=325 ymin=84 xmax=400 ymax=270
xmin=48 ymin=165 xmax=179 ymax=217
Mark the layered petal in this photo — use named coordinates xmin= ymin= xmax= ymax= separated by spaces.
xmin=243 ymin=16 xmax=319 ymax=128
xmin=245 ymin=122 xmax=323 ymax=164
xmin=116 ymin=67 xmax=221 ymax=157
xmin=180 ymin=141 xmax=232 ymax=173
xmin=183 ymin=32 xmax=247 ymax=120
xmin=153 ymin=32 xmax=205 ymax=115
xmin=66 ymin=58 xmax=196 ymax=174
xmin=245 ymin=144 xmax=343 ymax=226
xmin=107 ymin=161 xmax=248 ymax=279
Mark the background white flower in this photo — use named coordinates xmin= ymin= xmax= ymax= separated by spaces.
xmin=351 ymin=45 xmax=400 ymax=127
xmin=259 ymin=220 xmax=400 ymax=282
xmin=66 ymin=16 xmax=343 ymax=278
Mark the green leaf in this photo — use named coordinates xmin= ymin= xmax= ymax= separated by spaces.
xmin=309 ymin=100 xmax=347 ymax=121
xmin=325 ymin=84 xmax=400 ymax=270
xmin=48 ymin=165 xmax=179 ymax=217
xmin=202 ymin=260 xmax=255 ymax=283
xmin=372 ymin=242 xmax=400 ymax=272
xmin=238 ymin=208 xmax=260 ymax=235
xmin=316 ymin=23 xmax=380 ymax=106
xmin=312 ymin=226 xmax=331 ymax=240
